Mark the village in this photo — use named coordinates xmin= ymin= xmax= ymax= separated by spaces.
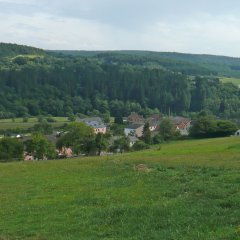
xmin=20 ymin=112 xmax=192 ymax=160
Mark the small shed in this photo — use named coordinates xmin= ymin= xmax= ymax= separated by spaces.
xmin=235 ymin=129 xmax=240 ymax=136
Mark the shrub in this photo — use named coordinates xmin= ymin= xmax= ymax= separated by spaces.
xmin=132 ymin=141 xmax=150 ymax=151
xmin=47 ymin=117 xmax=56 ymax=123
xmin=0 ymin=138 xmax=24 ymax=162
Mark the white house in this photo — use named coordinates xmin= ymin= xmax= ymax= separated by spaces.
xmin=128 ymin=136 xmax=139 ymax=147
xmin=77 ymin=117 xmax=107 ymax=134
xmin=235 ymin=129 xmax=240 ymax=136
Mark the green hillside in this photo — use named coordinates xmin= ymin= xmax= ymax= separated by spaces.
xmin=0 ymin=43 xmax=239 ymax=120
xmin=52 ymin=50 xmax=240 ymax=77
xmin=0 ymin=137 xmax=239 ymax=239
xmin=0 ymin=43 xmax=45 ymax=57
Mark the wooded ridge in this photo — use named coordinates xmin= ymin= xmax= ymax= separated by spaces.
xmin=0 ymin=43 xmax=239 ymax=119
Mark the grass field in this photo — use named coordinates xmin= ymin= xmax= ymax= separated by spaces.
xmin=0 ymin=137 xmax=239 ymax=239
xmin=220 ymin=77 xmax=240 ymax=87
xmin=0 ymin=117 xmax=69 ymax=131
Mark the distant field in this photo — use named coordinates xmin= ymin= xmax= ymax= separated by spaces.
xmin=0 ymin=137 xmax=239 ymax=239
xmin=0 ymin=117 xmax=69 ymax=130
xmin=220 ymin=77 xmax=240 ymax=87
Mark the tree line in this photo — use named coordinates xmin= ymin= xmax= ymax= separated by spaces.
xmin=0 ymin=53 xmax=239 ymax=120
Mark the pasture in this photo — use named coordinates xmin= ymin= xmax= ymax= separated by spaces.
xmin=0 ymin=117 xmax=69 ymax=131
xmin=0 ymin=137 xmax=239 ymax=239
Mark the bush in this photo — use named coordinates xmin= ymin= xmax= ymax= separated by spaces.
xmin=47 ymin=117 xmax=56 ymax=123
xmin=13 ymin=56 xmax=27 ymax=65
xmin=33 ymin=121 xmax=53 ymax=134
xmin=153 ymin=134 xmax=163 ymax=144
xmin=159 ymin=118 xmax=176 ymax=141
xmin=68 ymin=115 xmax=76 ymax=122
xmin=22 ymin=117 xmax=29 ymax=123
xmin=0 ymin=138 xmax=24 ymax=162
xmin=132 ymin=141 xmax=150 ymax=151
xmin=190 ymin=116 xmax=237 ymax=138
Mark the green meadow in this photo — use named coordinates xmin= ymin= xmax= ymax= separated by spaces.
xmin=0 ymin=137 xmax=240 ymax=239
xmin=220 ymin=77 xmax=240 ymax=87
xmin=0 ymin=117 xmax=68 ymax=131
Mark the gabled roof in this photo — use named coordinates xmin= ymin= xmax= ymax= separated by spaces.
xmin=77 ymin=117 xmax=106 ymax=129
xmin=171 ymin=116 xmax=190 ymax=124
xmin=171 ymin=116 xmax=191 ymax=129
xmin=127 ymin=112 xmax=144 ymax=123
xmin=146 ymin=119 xmax=161 ymax=127
xmin=125 ymin=123 xmax=144 ymax=130
xmin=128 ymin=136 xmax=139 ymax=142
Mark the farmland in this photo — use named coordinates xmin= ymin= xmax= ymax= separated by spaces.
xmin=0 ymin=117 xmax=69 ymax=131
xmin=0 ymin=137 xmax=239 ymax=239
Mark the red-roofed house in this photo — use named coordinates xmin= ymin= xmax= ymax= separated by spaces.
xmin=171 ymin=117 xmax=191 ymax=136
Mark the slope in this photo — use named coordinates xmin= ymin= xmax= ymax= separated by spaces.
xmin=0 ymin=137 xmax=239 ymax=239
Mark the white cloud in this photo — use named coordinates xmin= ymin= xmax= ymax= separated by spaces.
xmin=138 ymin=14 xmax=240 ymax=56
xmin=1 ymin=4 xmax=240 ymax=57
xmin=0 ymin=13 xmax=118 ymax=50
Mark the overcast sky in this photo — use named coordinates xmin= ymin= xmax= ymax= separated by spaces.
xmin=1 ymin=0 xmax=240 ymax=56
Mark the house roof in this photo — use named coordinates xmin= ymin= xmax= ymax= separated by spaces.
xmin=171 ymin=116 xmax=190 ymax=124
xmin=127 ymin=112 xmax=145 ymax=123
xmin=171 ymin=117 xmax=191 ymax=130
xmin=146 ymin=119 xmax=161 ymax=127
xmin=128 ymin=136 xmax=139 ymax=142
xmin=77 ymin=117 xmax=106 ymax=129
xmin=146 ymin=114 xmax=163 ymax=122
xmin=125 ymin=123 xmax=144 ymax=130
xmin=78 ymin=117 xmax=103 ymax=123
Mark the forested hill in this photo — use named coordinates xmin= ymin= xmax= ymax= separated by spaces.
xmin=0 ymin=43 xmax=44 ymax=57
xmin=0 ymin=43 xmax=239 ymax=119
xmin=52 ymin=50 xmax=240 ymax=78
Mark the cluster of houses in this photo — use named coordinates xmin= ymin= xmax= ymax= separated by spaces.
xmin=20 ymin=112 xmax=240 ymax=161
xmin=21 ymin=113 xmax=193 ymax=160
xmin=124 ymin=112 xmax=191 ymax=138
xmin=76 ymin=112 xmax=192 ymax=141
xmin=0 ymin=109 xmax=238 ymax=162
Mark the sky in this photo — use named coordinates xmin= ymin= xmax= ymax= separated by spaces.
xmin=1 ymin=0 xmax=240 ymax=56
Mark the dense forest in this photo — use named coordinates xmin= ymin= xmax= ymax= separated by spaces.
xmin=0 ymin=43 xmax=239 ymax=119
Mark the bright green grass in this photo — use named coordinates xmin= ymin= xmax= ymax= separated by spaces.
xmin=0 ymin=117 xmax=69 ymax=130
xmin=0 ymin=137 xmax=239 ymax=239
xmin=220 ymin=77 xmax=240 ymax=87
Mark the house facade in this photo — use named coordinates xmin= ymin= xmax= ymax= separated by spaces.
xmin=129 ymin=136 xmax=139 ymax=147
xmin=24 ymin=153 xmax=34 ymax=161
xmin=77 ymin=117 xmax=107 ymax=134
xmin=57 ymin=147 xmax=73 ymax=158
xmin=148 ymin=120 xmax=160 ymax=132
xmin=171 ymin=117 xmax=191 ymax=136
xmin=124 ymin=124 xmax=144 ymax=138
